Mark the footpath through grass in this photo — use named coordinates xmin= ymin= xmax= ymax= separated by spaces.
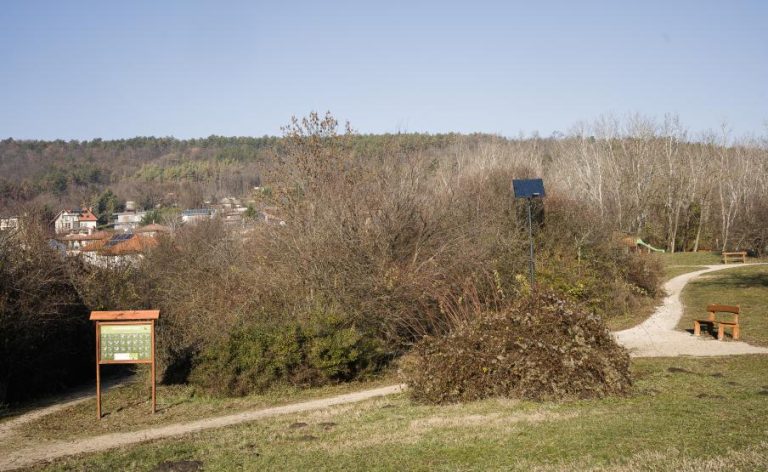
xmin=24 ymin=355 xmax=768 ymax=471
xmin=0 ymin=372 xmax=396 ymax=455
xmin=661 ymin=251 xmax=722 ymax=280
xmin=678 ymin=264 xmax=768 ymax=346
xmin=605 ymin=252 xmax=719 ymax=331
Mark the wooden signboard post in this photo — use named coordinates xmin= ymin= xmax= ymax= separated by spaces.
xmin=90 ymin=310 xmax=160 ymax=419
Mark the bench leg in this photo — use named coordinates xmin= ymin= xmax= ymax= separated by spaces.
xmin=733 ymin=325 xmax=740 ymax=340
xmin=718 ymin=324 xmax=725 ymax=341
xmin=694 ymin=321 xmax=701 ymax=336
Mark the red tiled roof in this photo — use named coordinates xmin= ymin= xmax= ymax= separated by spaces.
xmin=79 ymin=209 xmax=98 ymax=221
xmin=81 ymin=239 xmax=107 ymax=252
xmin=104 ymin=235 xmax=158 ymax=255
xmin=60 ymin=231 xmax=112 ymax=241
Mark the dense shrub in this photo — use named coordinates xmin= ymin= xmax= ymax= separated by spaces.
xmin=402 ymin=291 xmax=632 ymax=404
xmin=0 ymin=221 xmax=92 ymax=403
xmin=189 ymin=308 xmax=386 ymax=396
xmin=124 ymin=115 xmax=661 ymax=396
xmin=26 ymin=114 xmax=658 ymax=399
xmin=535 ymin=195 xmax=664 ymax=318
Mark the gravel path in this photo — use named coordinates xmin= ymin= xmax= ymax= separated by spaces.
xmin=613 ymin=263 xmax=768 ymax=357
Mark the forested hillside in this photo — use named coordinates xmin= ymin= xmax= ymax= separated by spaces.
xmin=1 ymin=115 xmax=767 ymax=253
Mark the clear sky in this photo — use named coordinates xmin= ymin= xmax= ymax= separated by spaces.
xmin=1 ymin=0 xmax=766 ymax=140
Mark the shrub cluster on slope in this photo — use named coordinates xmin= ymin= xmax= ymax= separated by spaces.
xmin=2 ymin=114 xmax=664 ymax=401
xmin=402 ymin=291 xmax=632 ymax=404
xmin=109 ymin=114 xmax=660 ymax=396
xmin=0 ymin=221 xmax=92 ymax=403
xmin=189 ymin=310 xmax=386 ymax=396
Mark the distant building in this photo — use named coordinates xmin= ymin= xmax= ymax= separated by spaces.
xmin=54 ymin=208 xmax=98 ymax=234
xmin=57 ymin=231 xmax=112 ymax=252
xmin=181 ymin=208 xmax=216 ymax=224
xmin=0 ymin=216 xmax=19 ymax=231
xmin=80 ymin=232 xmax=160 ymax=267
xmin=114 ymin=210 xmax=147 ymax=232
xmin=135 ymin=223 xmax=171 ymax=238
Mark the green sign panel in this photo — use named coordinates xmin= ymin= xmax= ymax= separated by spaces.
xmin=100 ymin=324 xmax=151 ymax=361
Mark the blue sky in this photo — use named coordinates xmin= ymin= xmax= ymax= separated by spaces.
xmin=1 ymin=0 xmax=766 ymax=140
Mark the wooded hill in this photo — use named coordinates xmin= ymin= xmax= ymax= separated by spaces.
xmin=1 ymin=115 xmax=766 ymax=253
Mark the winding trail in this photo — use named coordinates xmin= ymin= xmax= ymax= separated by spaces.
xmin=613 ymin=263 xmax=768 ymax=357
xmin=2 ymin=264 xmax=767 ymax=470
xmin=0 ymin=384 xmax=405 ymax=471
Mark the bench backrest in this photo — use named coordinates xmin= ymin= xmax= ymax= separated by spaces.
xmin=707 ymin=304 xmax=740 ymax=323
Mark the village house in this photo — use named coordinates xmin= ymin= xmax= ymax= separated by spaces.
xmin=114 ymin=201 xmax=146 ymax=232
xmin=80 ymin=232 xmax=160 ymax=267
xmin=135 ymin=223 xmax=171 ymax=238
xmin=57 ymin=231 xmax=112 ymax=252
xmin=54 ymin=208 xmax=98 ymax=235
xmin=181 ymin=208 xmax=216 ymax=224
xmin=0 ymin=216 xmax=19 ymax=231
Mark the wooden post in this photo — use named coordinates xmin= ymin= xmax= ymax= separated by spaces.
xmin=96 ymin=321 xmax=101 ymax=419
xmin=151 ymin=319 xmax=156 ymax=414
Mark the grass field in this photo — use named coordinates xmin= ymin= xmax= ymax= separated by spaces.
xmin=678 ymin=264 xmax=768 ymax=346
xmin=23 ymin=356 xmax=768 ymax=471
xmin=7 ymin=255 xmax=768 ymax=471
xmin=660 ymin=251 xmax=723 ymax=267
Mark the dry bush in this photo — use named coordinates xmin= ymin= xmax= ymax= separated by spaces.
xmin=402 ymin=290 xmax=632 ymax=404
xmin=536 ymin=194 xmax=664 ymax=318
xmin=0 ymin=214 xmax=92 ymax=403
xmin=124 ymin=114 xmax=661 ymax=395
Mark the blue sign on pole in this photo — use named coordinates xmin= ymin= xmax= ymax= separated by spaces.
xmin=512 ymin=178 xmax=546 ymax=199
xmin=512 ymin=179 xmax=546 ymax=287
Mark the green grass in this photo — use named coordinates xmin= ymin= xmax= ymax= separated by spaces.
xmin=663 ymin=265 xmax=708 ymax=280
xmin=678 ymin=265 xmax=768 ymax=346
xmin=0 ymin=370 xmax=397 ymax=454
xmin=24 ymin=356 xmax=768 ymax=471
xmin=660 ymin=251 xmax=723 ymax=267
xmin=604 ymin=297 xmax=657 ymax=331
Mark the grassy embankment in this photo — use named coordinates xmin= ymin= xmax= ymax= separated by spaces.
xmin=7 ymin=253 xmax=768 ymax=471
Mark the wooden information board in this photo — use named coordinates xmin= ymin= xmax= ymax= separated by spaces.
xmin=90 ymin=310 xmax=159 ymax=419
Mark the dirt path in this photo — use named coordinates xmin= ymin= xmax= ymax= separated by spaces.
xmin=0 ymin=379 xmax=125 ymax=441
xmin=613 ymin=263 xmax=768 ymax=357
xmin=0 ymin=384 xmax=405 ymax=471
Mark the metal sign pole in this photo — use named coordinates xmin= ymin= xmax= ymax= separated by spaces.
xmin=527 ymin=197 xmax=535 ymax=287
xmin=512 ymin=179 xmax=545 ymax=290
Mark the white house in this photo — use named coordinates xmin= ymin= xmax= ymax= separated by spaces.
xmin=0 ymin=216 xmax=19 ymax=231
xmin=114 ymin=210 xmax=147 ymax=232
xmin=181 ymin=208 xmax=216 ymax=224
xmin=54 ymin=208 xmax=98 ymax=234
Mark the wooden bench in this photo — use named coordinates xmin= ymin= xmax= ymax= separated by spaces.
xmin=722 ymin=251 xmax=747 ymax=264
xmin=693 ymin=304 xmax=740 ymax=341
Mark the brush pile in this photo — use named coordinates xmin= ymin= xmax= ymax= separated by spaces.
xmin=403 ymin=290 xmax=632 ymax=404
